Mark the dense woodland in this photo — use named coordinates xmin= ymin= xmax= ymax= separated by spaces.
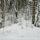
xmin=0 ymin=0 xmax=40 ymax=28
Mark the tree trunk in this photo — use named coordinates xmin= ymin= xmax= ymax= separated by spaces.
xmin=1 ymin=0 xmax=5 ymax=27
xmin=32 ymin=0 xmax=36 ymax=24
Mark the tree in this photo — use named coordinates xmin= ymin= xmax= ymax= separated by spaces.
xmin=32 ymin=0 xmax=39 ymax=27
xmin=32 ymin=0 xmax=35 ymax=24
xmin=1 ymin=0 xmax=5 ymax=27
xmin=15 ymin=0 xmax=29 ymax=17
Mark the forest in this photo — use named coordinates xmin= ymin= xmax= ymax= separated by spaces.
xmin=0 ymin=0 xmax=40 ymax=28
xmin=0 ymin=0 xmax=40 ymax=40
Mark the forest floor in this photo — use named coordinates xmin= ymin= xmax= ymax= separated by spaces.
xmin=0 ymin=20 xmax=40 ymax=40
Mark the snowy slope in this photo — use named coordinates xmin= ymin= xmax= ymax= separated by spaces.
xmin=0 ymin=20 xmax=40 ymax=40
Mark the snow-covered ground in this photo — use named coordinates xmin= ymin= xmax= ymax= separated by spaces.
xmin=0 ymin=20 xmax=40 ymax=40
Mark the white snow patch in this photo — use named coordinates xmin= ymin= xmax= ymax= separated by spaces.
xmin=0 ymin=20 xmax=40 ymax=33
xmin=0 ymin=20 xmax=40 ymax=40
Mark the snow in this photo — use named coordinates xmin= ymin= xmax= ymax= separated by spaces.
xmin=0 ymin=20 xmax=40 ymax=40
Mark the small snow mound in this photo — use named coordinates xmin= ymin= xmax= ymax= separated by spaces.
xmin=0 ymin=20 xmax=40 ymax=33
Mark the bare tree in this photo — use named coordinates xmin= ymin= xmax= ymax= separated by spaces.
xmin=1 ymin=0 xmax=5 ymax=27
xmin=32 ymin=0 xmax=35 ymax=24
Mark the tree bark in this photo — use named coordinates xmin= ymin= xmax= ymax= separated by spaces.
xmin=1 ymin=0 xmax=5 ymax=27
xmin=32 ymin=0 xmax=36 ymax=24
